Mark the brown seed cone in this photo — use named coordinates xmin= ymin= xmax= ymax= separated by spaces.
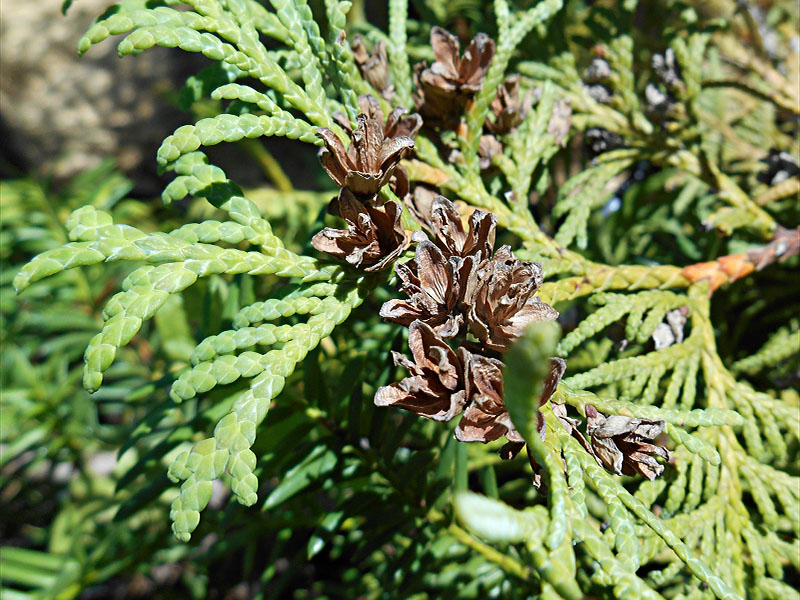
xmin=462 ymin=246 xmax=559 ymax=352
xmin=585 ymin=405 xmax=671 ymax=480
xmin=379 ymin=240 xmax=475 ymax=338
xmin=413 ymin=27 xmax=496 ymax=128
xmin=351 ymin=36 xmax=394 ymax=100
xmin=454 ymin=348 xmax=520 ymax=443
xmin=477 ymin=134 xmax=504 ymax=170
xmin=485 ymin=75 xmax=534 ymax=135
xmin=427 ymin=195 xmax=496 ymax=261
xmin=496 ymin=358 xmax=569 ymax=460
xmin=316 ymin=96 xmax=418 ymax=198
xmin=454 ymin=354 xmax=567 ymax=448
xmin=311 ymin=188 xmax=409 ymax=272
xmin=334 ymin=95 xmax=422 ymax=142
xmin=329 ymin=96 xmax=421 ymax=202
xmin=374 ymin=320 xmax=467 ymax=421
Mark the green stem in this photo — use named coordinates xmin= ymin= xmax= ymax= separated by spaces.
xmin=240 ymin=139 xmax=294 ymax=192
xmin=437 ymin=517 xmax=531 ymax=581
xmin=346 ymin=0 xmax=366 ymax=27
xmin=703 ymin=79 xmax=799 ymax=116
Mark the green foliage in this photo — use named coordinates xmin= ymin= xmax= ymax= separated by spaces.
xmin=4 ymin=1 xmax=799 ymax=598
xmin=2 ymin=162 xmax=149 ymax=473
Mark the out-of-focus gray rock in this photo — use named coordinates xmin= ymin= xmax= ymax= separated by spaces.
xmin=0 ymin=0 xmax=197 ymax=191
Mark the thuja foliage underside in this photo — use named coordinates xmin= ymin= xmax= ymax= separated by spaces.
xmin=12 ymin=0 xmax=799 ymax=598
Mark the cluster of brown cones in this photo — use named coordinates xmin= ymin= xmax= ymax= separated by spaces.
xmin=413 ymin=26 xmax=542 ymax=170
xmin=356 ymin=26 xmax=546 ymax=172
xmin=374 ymin=196 xmax=561 ymax=455
xmin=369 ymin=197 xmax=671 ymax=477
xmin=311 ymin=26 xmax=564 ymax=274
xmin=309 ymin=27 xmax=670 ymax=478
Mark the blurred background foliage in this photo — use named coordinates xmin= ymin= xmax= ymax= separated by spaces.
xmin=1 ymin=0 xmax=798 ymax=598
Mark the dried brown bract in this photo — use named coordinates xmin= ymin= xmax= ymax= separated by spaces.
xmin=317 ymin=97 xmax=417 ymax=197
xmin=478 ymin=134 xmax=504 ymax=170
xmin=374 ymin=321 xmax=466 ymax=421
xmin=379 ymin=240 xmax=473 ymax=337
xmin=585 ymin=405 xmax=671 ymax=480
xmin=486 ymin=75 xmax=534 ymax=135
xmin=547 ymin=98 xmax=572 ymax=147
xmin=455 ymin=349 xmax=523 ymax=443
xmin=463 ymin=246 xmax=559 ymax=351
xmin=311 ymin=188 xmax=408 ymax=272
xmin=351 ymin=36 xmax=394 ymax=100
xmin=404 ymin=185 xmax=440 ymax=229
xmin=413 ymin=27 xmax=496 ymax=126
